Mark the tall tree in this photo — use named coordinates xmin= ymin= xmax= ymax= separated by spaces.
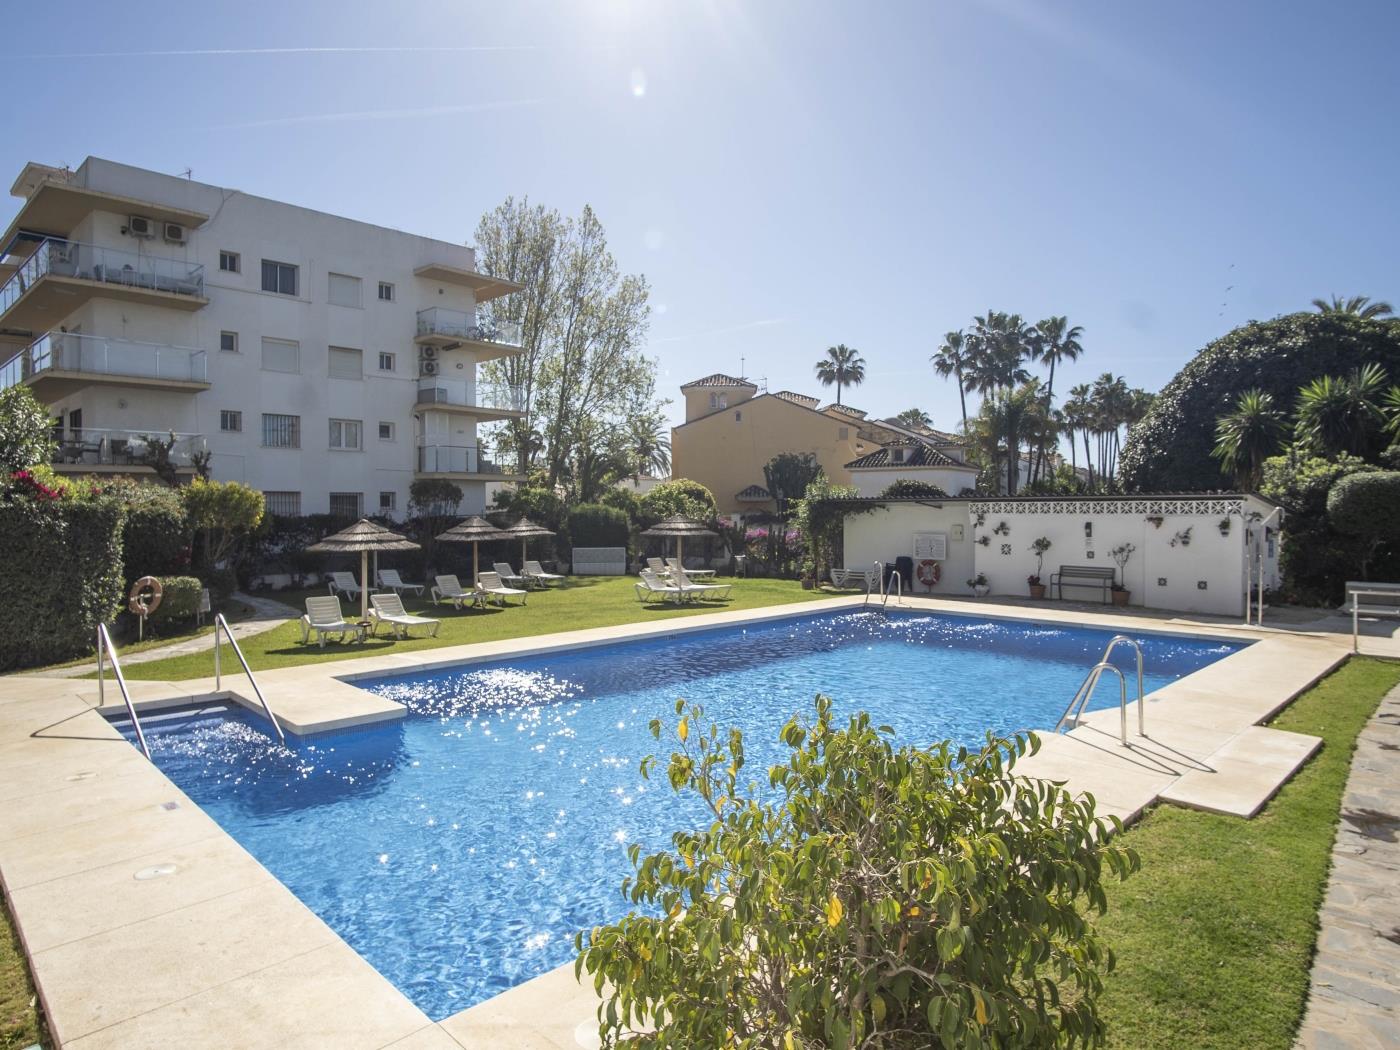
xmin=1311 ymin=295 xmax=1394 ymax=319
xmin=1029 ymin=316 xmax=1085 ymax=482
xmin=1064 ymin=383 xmax=1095 ymax=489
xmin=893 ymin=407 xmax=933 ymax=430
xmin=963 ymin=311 xmax=1032 ymax=397
xmin=814 ymin=344 xmax=866 ymax=406
xmin=931 ymin=330 xmax=971 ymax=431
xmin=1211 ymin=390 xmax=1287 ymax=489
xmin=627 ymin=410 xmax=672 ymax=479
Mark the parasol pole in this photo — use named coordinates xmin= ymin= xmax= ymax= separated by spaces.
xmin=473 ymin=541 xmax=480 ymax=586
xmin=360 ymin=549 xmax=370 ymax=622
xmin=521 ymin=536 xmax=528 ymax=569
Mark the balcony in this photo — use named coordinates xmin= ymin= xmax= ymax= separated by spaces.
xmin=1 ymin=332 xmax=210 ymax=399
xmin=0 ymin=239 xmax=207 ymax=330
xmin=415 ymin=308 xmax=523 ymax=361
xmin=416 ymin=378 xmax=524 ymax=420
xmin=415 ymin=443 xmax=523 ymax=480
xmin=51 ymin=428 xmax=207 ymax=476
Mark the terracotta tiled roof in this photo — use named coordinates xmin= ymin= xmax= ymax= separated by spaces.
xmin=822 ymin=404 xmax=867 ymax=418
xmin=735 ymin=484 xmax=773 ymax=501
xmin=844 ymin=442 xmax=968 ymax=470
xmin=681 ymin=373 xmax=757 ymax=389
xmin=772 ymin=390 xmax=819 ymax=407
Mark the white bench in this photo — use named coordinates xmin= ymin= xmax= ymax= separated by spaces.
xmin=1346 ymin=581 xmax=1400 ymax=653
xmin=829 ymin=568 xmax=876 ymax=592
xmin=572 ymin=546 xmax=628 ymax=576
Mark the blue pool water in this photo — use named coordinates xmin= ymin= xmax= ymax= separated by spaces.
xmin=120 ymin=610 xmax=1241 ymax=1020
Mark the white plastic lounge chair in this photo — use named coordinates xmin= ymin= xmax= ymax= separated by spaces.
xmin=646 ymin=557 xmax=670 ymax=577
xmin=666 ymin=557 xmax=716 ymax=580
xmin=477 ymin=571 xmax=528 ymax=606
xmin=492 ymin=562 xmax=528 ymax=588
xmin=375 ymin=568 xmax=424 ymax=598
xmin=369 ymin=593 xmax=441 ymax=639
xmin=300 ymin=596 xmax=357 ymax=647
xmin=635 ymin=569 xmax=683 ymax=604
xmin=523 ymin=560 xmax=565 ymax=587
xmin=431 ymin=574 xmax=481 ymax=609
xmin=327 ymin=571 xmax=363 ymax=600
xmin=674 ymin=567 xmax=732 ymax=601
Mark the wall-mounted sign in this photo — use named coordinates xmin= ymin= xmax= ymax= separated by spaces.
xmin=913 ymin=531 xmax=948 ymax=560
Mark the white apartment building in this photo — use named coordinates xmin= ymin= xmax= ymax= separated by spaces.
xmin=0 ymin=157 xmax=525 ymax=519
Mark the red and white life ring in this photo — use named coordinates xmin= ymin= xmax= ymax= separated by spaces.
xmin=128 ymin=576 xmax=163 ymax=617
xmin=916 ymin=559 xmax=941 ymax=587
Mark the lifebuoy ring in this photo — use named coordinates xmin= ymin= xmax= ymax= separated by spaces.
xmin=128 ymin=576 xmax=163 ymax=617
xmin=916 ymin=559 xmax=941 ymax=587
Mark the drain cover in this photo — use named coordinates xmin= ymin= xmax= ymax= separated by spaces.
xmin=134 ymin=864 xmax=178 ymax=881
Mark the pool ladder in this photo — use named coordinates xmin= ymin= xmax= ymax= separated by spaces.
xmin=864 ymin=561 xmax=903 ymax=608
xmin=1053 ymin=635 xmax=1146 ymax=746
xmin=97 ymin=623 xmax=150 ymax=760
xmin=213 ymin=613 xmax=285 ymax=745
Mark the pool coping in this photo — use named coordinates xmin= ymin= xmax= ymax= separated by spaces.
xmin=0 ymin=594 xmax=1354 ymax=1048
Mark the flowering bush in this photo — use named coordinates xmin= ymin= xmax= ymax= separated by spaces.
xmin=7 ymin=469 xmax=64 ymax=502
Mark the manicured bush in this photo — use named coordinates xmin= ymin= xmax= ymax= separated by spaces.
xmin=579 ymin=697 xmax=1138 ymax=1048
xmin=0 ymin=385 xmax=55 ymax=475
xmin=878 ymin=478 xmax=950 ymax=499
xmin=1121 ymin=313 xmax=1400 ymax=491
xmin=205 ymin=567 xmax=239 ymax=605
xmin=566 ymin=503 xmax=629 ymax=549
xmin=182 ymin=479 xmax=265 ymax=572
xmin=1327 ymin=471 xmax=1400 ymax=578
xmin=637 ymin=478 xmax=717 ymax=527
xmin=492 ymin=484 xmax=565 ymax=532
xmin=109 ymin=480 xmax=190 ymax=583
xmin=0 ymin=491 xmax=124 ymax=670
xmin=151 ymin=575 xmax=203 ymax=622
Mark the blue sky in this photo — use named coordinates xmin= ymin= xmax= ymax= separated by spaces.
xmin=4 ymin=0 xmax=1397 ymax=431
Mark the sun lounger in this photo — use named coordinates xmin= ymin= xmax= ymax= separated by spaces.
xmin=523 ymin=559 xmax=565 ymax=587
xmin=369 ymin=593 xmax=441 ymax=639
xmin=666 ymin=557 xmax=716 ymax=579
xmin=646 ymin=557 xmax=670 ymax=577
xmin=431 ymin=574 xmax=482 ymax=609
xmin=300 ymin=596 xmax=358 ymax=647
xmin=327 ymin=571 xmax=364 ymax=600
xmin=477 ymin=571 xmax=528 ymax=606
xmin=375 ymin=568 xmax=424 ymax=598
xmin=673 ymin=567 xmax=732 ymax=601
xmin=636 ymin=568 xmax=684 ymax=604
xmin=492 ymin=562 xmax=529 ymax=589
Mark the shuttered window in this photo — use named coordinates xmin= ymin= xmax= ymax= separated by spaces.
xmin=328 ymin=346 xmax=363 ymax=379
xmin=260 ymin=338 xmax=299 ymax=374
xmin=328 ymin=273 xmax=362 ymax=308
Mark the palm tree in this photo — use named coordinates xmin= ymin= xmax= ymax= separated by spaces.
xmin=627 ymin=413 xmax=671 ymax=478
xmin=1311 ymin=295 xmax=1394 ymax=319
xmin=1029 ymin=316 xmax=1085 ymax=482
xmin=1211 ymin=389 xmax=1287 ymax=489
xmin=1295 ymin=363 xmax=1388 ymax=456
xmin=1064 ymin=383 xmax=1095 ymax=489
xmin=964 ymin=311 xmax=1032 ymax=396
xmin=973 ymin=381 xmax=1044 ymax=495
xmin=814 ymin=344 xmax=866 ymax=406
xmin=1383 ymin=385 xmax=1400 ymax=438
xmin=931 ymin=330 xmax=971 ymax=430
xmin=893 ymin=407 xmax=933 ymax=430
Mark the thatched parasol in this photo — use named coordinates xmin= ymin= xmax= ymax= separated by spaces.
xmin=436 ymin=516 xmax=508 ymax=586
xmin=307 ymin=518 xmax=420 ymax=621
xmin=641 ymin=514 xmax=717 ymax=567
xmin=501 ymin=517 xmax=556 ymax=569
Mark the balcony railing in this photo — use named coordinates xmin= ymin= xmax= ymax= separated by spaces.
xmin=0 ymin=238 xmax=205 ymax=316
xmin=52 ymin=428 xmax=206 ymax=469
xmin=416 ymin=378 xmax=524 ymax=412
xmin=416 ymin=308 xmax=522 ymax=347
xmin=0 ymin=332 xmax=208 ymax=390
xmin=416 ymin=443 xmax=517 ymax=475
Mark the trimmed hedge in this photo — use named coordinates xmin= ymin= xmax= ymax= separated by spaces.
xmin=0 ymin=494 xmax=124 ymax=670
xmin=567 ymin=503 xmax=630 ymax=549
xmin=151 ymin=575 xmax=203 ymax=622
xmin=117 ymin=481 xmax=190 ymax=583
xmin=1120 ymin=313 xmax=1400 ymax=491
xmin=878 ymin=479 xmax=949 ymax=499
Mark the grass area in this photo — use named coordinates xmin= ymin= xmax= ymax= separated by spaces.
xmin=115 ymin=576 xmax=829 ymax=680
xmin=29 ymin=598 xmax=258 ymax=674
xmin=1096 ymin=656 xmax=1400 ymax=1049
xmin=1 ymin=889 xmax=45 ymax=1050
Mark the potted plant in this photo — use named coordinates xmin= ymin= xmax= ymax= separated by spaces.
xmin=1109 ymin=542 xmax=1136 ymax=606
xmin=799 ymin=560 xmax=816 ymax=590
xmin=1027 ymin=537 xmax=1052 ymax=599
xmin=966 ymin=572 xmax=990 ymax=598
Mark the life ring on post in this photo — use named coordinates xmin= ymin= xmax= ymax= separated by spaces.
xmin=128 ymin=576 xmax=163 ymax=617
xmin=916 ymin=559 xmax=941 ymax=588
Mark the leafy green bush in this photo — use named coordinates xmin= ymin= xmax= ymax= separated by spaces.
xmin=878 ymin=478 xmax=950 ymax=499
xmin=0 ymin=384 xmax=55 ymax=475
xmin=151 ymin=575 xmax=202 ymax=622
xmin=637 ymin=478 xmax=717 ymax=527
xmin=1121 ymin=313 xmax=1400 ymax=491
xmin=105 ymin=479 xmax=190 ymax=583
xmin=1327 ymin=471 xmax=1400 ymax=578
xmin=567 ymin=503 xmax=629 ymax=549
xmin=205 ymin=567 xmax=239 ymax=605
xmin=182 ymin=479 xmax=264 ymax=571
xmin=579 ymin=697 xmax=1137 ymax=1048
xmin=0 ymin=491 xmax=124 ymax=670
xmin=492 ymin=484 xmax=565 ymax=531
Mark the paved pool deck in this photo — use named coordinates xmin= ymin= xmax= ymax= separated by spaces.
xmin=0 ymin=593 xmax=1390 ymax=1048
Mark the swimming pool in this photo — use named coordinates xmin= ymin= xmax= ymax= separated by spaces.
xmin=117 ymin=609 xmax=1242 ymax=1020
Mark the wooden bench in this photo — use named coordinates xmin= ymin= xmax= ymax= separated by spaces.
xmin=1050 ymin=565 xmax=1116 ymax=603
xmin=1346 ymin=581 xmax=1400 ymax=652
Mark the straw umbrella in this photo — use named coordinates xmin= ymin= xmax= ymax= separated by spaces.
xmin=306 ymin=518 xmax=420 ymax=622
xmin=502 ymin=517 xmax=556 ymax=570
xmin=641 ymin=514 xmax=717 ymax=568
xmin=436 ymin=516 xmax=508 ymax=586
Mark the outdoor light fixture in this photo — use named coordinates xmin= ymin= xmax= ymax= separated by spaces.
xmin=1084 ymin=522 xmax=1093 ymax=538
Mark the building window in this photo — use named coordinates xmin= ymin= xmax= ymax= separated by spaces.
xmin=378 ymin=421 xmax=395 ymax=441
xmin=263 ymin=491 xmax=301 ymax=517
xmin=377 ymin=351 xmax=396 ymax=372
xmin=328 ymin=346 xmax=363 ymax=380
xmin=219 ymin=410 xmax=242 ymax=433
xmin=261 ymin=337 xmax=299 ymax=374
xmin=328 ymin=273 xmax=362 ymax=308
xmin=329 ymin=418 xmax=363 ymax=451
xmin=261 ymin=413 xmax=300 ymax=448
xmin=219 ymin=250 xmax=240 ymax=273
xmin=260 ymin=259 xmax=298 ymax=296
xmin=709 ymin=392 xmax=728 ymax=409
xmin=379 ymin=490 xmax=397 ymax=512
xmin=734 ymin=410 xmax=742 ymax=422
xmin=838 ymin=427 xmax=849 ymax=440
xmin=329 ymin=492 xmax=363 ymax=519
xmin=219 ymin=330 xmax=239 ymax=353
xmin=378 ymin=282 xmax=395 ymax=302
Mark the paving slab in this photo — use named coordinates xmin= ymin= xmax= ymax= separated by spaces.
xmin=1160 ymin=726 xmax=1322 ymax=817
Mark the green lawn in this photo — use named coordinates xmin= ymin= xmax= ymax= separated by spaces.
xmin=1 ymin=889 xmax=45 ymax=1050
xmin=1097 ymin=656 xmax=1400 ymax=1049
xmin=115 ymin=576 xmax=831 ymax=681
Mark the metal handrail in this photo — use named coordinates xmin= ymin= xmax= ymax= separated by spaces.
xmin=213 ymin=613 xmax=285 ymax=744
xmin=96 ymin=623 xmax=150 ymax=760
xmin=885 ymin=570 xmax=902 ymax=608
xmin=1054 ymin=635 xmax=1145 ymax=744
xmin=865 ymin=561 xmax=881 ymax=607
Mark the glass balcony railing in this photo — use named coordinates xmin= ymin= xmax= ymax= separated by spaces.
xmin=416 ymin=443 xmax=516 ymax=475
xmin=52 ymin=428 xmax=206 ymax=469
xmin=415 ymin=378 xmax=524 ymax=412
xmin=0 ymin=332 xmax=208 ymax=390
xmin=416 ymin=308 xmax=522 ymax=347
xmin=0 ymin=238 xmax=205 ymax=316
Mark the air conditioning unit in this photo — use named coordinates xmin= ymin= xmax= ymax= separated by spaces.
xmin=126 ymin=215 xmax=155 ymax=239
xmin=163 ymin=222 xmax=187 ymax=244
xmin=421 ymin=360 xmax=440 ymax=376
xmin=420 ymin=345 xmax=439 ymax=360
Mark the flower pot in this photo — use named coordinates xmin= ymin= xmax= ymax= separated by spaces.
xmin=1028 ymin=583 xmax=1047 ymax=600
xmin=800 ymin=578 xmax=815 ymax=590
xmin=972 ymin=585 xmax=990 ymax=598
xmin=1111 ymin=589 xmax=1129 ymax=606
